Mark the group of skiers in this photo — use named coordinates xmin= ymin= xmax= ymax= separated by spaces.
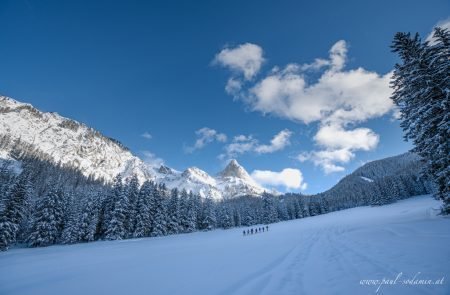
xmin=243 ymin=226 xmax=269 ymax=236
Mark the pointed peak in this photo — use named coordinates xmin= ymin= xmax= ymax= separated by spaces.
xmin=219 ymin=159 xmax=250 ymax=179
xmin=158 ymin=165 xmax=173 ymax=175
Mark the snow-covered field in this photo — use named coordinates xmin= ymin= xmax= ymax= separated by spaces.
xmin=1 ymin=195 xmax=449 ymax=295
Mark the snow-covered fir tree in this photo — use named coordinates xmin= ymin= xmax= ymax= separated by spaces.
xmin=28 ymin=186 xmax=65 ymax=247
xmin=166 ymin=188 xmax=181 ymax=235
xmin=105 ymin=175 xmax=129 ymax=240
xmin=125 ymin=175 xmax=139 ymax=236
xmin=199 ymin=197 xmax=216 ymax=231
xmin=391 ymin=27 xmax=450 ymax=214
xmin=133 ymin=180 xmax=153 ymax=238
xmin=0 ymin=171 xmax=31 ymax=250
xmin=150 ymin=185 xmax=167 ymax=237
xmin=77 ymin=191 xmax=101 ymax=242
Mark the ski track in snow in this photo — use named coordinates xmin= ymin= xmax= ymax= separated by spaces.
xmin=1 ymin=195 xmax=449 ymax=295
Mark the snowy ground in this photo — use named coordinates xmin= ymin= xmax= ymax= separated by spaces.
xmin=1 ymin=195 xmax=449 ymax=295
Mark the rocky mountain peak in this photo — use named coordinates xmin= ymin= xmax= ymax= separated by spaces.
xmin=219 ymin=159 xmax=251 ymax=180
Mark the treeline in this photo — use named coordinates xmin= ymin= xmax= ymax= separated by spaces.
xmin=0 ymin=152 xmax=434 ymax=251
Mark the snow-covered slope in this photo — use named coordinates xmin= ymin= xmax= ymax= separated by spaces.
xmin=1 ymin=195 xmax=448 ymax=295
xmin=0 ymin=96 xmax=154 ymax=184
xmin=0 ymin=96 xmax=265 ymax=199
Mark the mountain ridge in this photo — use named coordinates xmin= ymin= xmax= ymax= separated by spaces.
xmin=0 ymin=96 xmax=266 ymax=199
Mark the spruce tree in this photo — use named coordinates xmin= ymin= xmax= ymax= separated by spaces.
xmin=133 ymin=181 xmax=152 ymax=238
xmin=150 ymin=186 xmax=167 ymax=237
xmin=166 ymin=188 xmax=181 ymax=235
xmin=200 ymin=197 xmax=216 ymax=230
xmin=28 ymin=186 xmax=65 ymax=247
xmin=125 ymin=175 xmax=139 ymax=236
xmin=105 ymin=175 xmax=129 ymax=240
xmin=391 ymin=28 xmax=450 ymax=214
xmin=78 ymin=193 xmax=100 ymax=242
xmin=0 ymin=172 xmax=31 ymax=251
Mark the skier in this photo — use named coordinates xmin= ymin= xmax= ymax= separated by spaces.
xmin=266 ymin=225 xmax=269 ymax=231
xmin=247 ymin=229 xmax=250 ymax=235
xmin=251 ymin=228 xmax=253 ymax=234
xmin=243 ymin=230 xmax=246 ymax=236
xmin=262 ymin=227 xmax=265 ymax=232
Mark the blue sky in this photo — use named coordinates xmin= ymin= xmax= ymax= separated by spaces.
xmin=0 ymin=0 xmax=448 ymax=194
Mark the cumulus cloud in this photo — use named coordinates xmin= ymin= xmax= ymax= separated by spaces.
xmin=298 ymin=148 xmax=354 ymax=174
xmin=225 ymin=78 xmax=243 ymax=96
xmin=213 ymin=43 xmax=264 ymax=80
xmin=426 ymin=18 xmax=450 ymax=44
xmin=185 ymin=127 xmax=227 ymax=153
xmin=248 ymin=57 xmax=393 ymax=125
xmin=251 ymin=168 xmax=307 ymax=190
xmin=142 ymin=151 xmax=164 ymax=167
xmin=219 ymin=129 xmax=293 ymax=160
xmin=216 ymin=40 xmax=394 ymax=173
xmin=220 ymin=135 xmax=257 ymax=160
xmin=141 ymin=132 xmax=153 ymax=139
xmin=314 ymin=124 xmax=379 ymax=151
xmin=254 ymin=129 xmax=293 ymax=154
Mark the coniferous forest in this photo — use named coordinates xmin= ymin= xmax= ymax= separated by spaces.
xmin=0 ymin=150 xmax=434 ymax=251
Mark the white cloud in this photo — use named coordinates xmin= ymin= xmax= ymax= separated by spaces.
xmin=248 ymin=62 xmax=393 ymax=125
xmin=219 ymin=135 xmax=257 ymax=160
xmin=296 ymin=124 xmax=379 ymax=173
xmin=254 ymin=129 xmax=293 ymax=154
xmin=141 ymin=132 xmax=152 ymax=139
xmin=217 ymin=40 xmax=393 ymax=173
xmin=329 ymin=40 xmax=348 ymax=72
xmin=426 ymin=18 xmax=450 ymax=44
xmin=186 ymin=127 xmax=227 ymax=153
xmin=298 ymin=148 xmax=354 ymax=174
xmin=225 ymin=78 xmax=242 ymax=96
xmin=251 ymin=168 xmax=307 ymax=190
xmin=213 ymin=43 xmax=264 ymax=80
xmin=219 ymin=129 xmax=293 ymax=160
xmin=142 ymin=151 xmax=164 ymax=167
xmin=314 ymin=124 xmax=379 ymax=151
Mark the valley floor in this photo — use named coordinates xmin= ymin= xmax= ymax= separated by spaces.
xmin=1 ymin=195 xmax=449 ymax=295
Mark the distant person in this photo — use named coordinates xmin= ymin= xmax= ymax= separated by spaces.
xmin=266 ymin=225 xmax=269 ymax=231
xmin=243 ymin=230 xmax=246 ymax=236
xmin=262 ymin=227 xmax=265 ymax=232
xmin=251 ymin=228 xmax=253 ymax=234
xmin=247 ymin=229 xmax=250 ymax=235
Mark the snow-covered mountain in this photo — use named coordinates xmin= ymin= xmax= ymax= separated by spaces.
xmin=156 ymin=160 xmax=265 ymax=199
xmin=0 ymin=96 xmax=265 ymax=199
xmin=315 ymin=152 xmax=435 ymax=202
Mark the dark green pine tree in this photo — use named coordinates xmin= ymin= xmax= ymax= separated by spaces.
xmin=105 ymin=175 xmax=130 ymax=240
xmin=262 ymin=193 xmax=277 ymax=224
xmin=28 ymin=186 xmax=65 ymax=247
xmin=150 ymin=186 xmax=167 ymax=237
xmin=166 ymin=188 xmax=181 ymax=235
xmin=125 ymin=175 xmax=139 ymax=236
xmin=78 ymin=192 xmax=101 ymax=242
xmin=200 ymin=197 xmax=216 ymax=231
xmin=391 ymin=28 xmax=450 ymax=214
xmin=0 ymin=172 xmax=31 ymax=251
xmin=133 ymin=181 xmax=152 ymax=238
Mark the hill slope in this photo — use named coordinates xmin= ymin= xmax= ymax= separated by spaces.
xmin=0 ymin=195 xmax=448 ymax=295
